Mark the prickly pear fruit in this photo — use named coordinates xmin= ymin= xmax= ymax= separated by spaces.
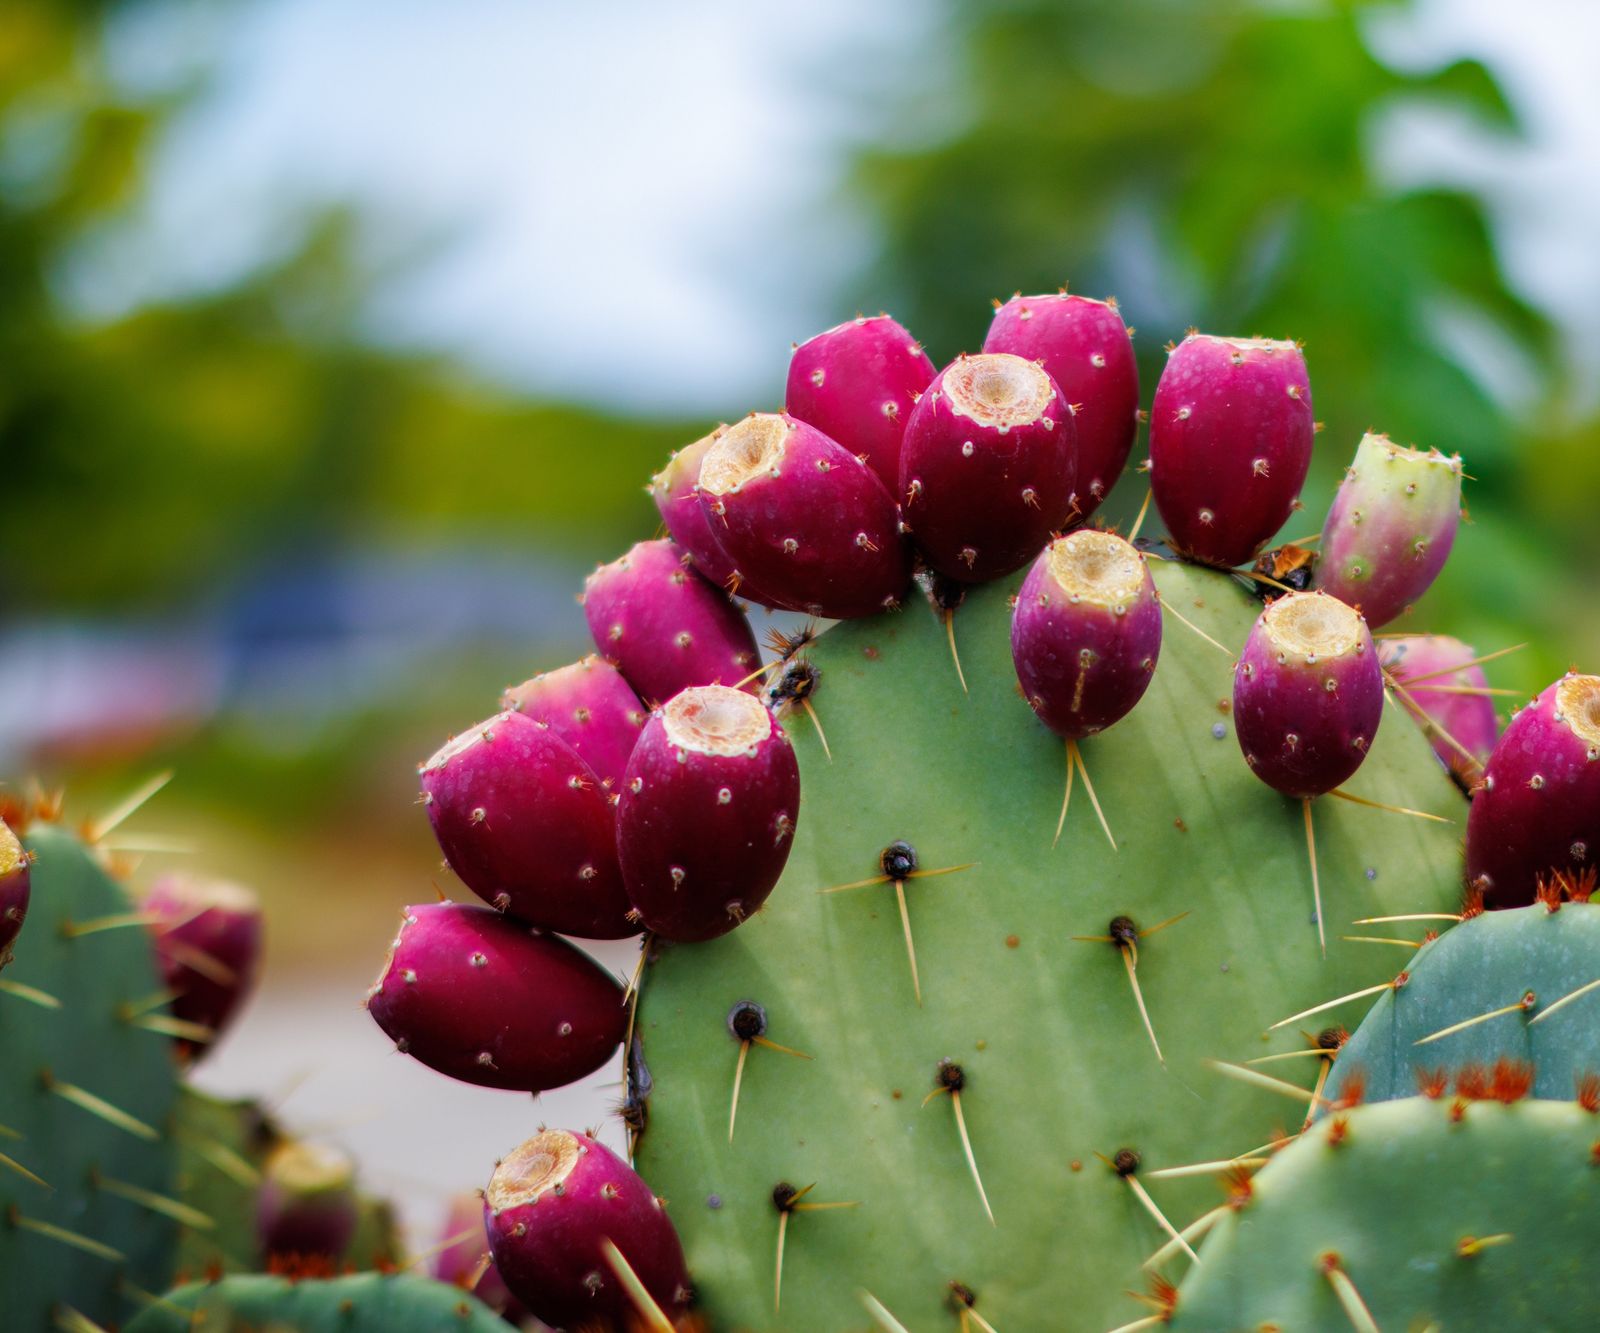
xmin=1168 ymin=1096 xmax=1600 ymax=1331
xmin=698 ymin=414 xmax=910 ymax=618
xmin=1150 ymin=334 xmax=1314 ymax=568
xmin=1319 ymin=902 xmax=1600 ymax=1113
xmin=1379 ymin=634 xmax=1497 ymax=783
xmin=126 ymin=1272 xmax=515 ymax=1333
xmin=0 ymin=817 xmax=29 ymax=969
xmin=484 ymin=1129 xmax=690 ymax=1330
xmin=433 ymin=1193 xmax=530 ymax=1322
xmin=1234 ymin=591 xmax=1382 ymax=799
xmin=421 ymin=710 xmax=633 ymax=939
xmin=649 ymin=426 xmax=743 ymax=589
xmin=365 ymin=902 xmax=626 ymax=1092
xmin=983 ymin=293 xmax=1138 ymax=523
xmin=1011 ymin=529 xmax=1161 ymax=738
xmin=899 ymin=353 xmax=1077 ymax=581
xmin=257 ymin=1141 xmax=358 ymax=1267
xmin=1466 ymin=672 xmax=1600 ymax=908
xmin=785 ymin=314 xmax=936 ymax=491
xmin=142 ymin=873 xmax=262 ymax=1058
xmin=1314 ymin=432 xmax=1463 ymax=627
xmin=582 ymin=538 xmax=761 ymax=702
xmin=501 ymin=654 xmax=646 ymax=793
xmin=617 ymin=685 xmax=800 ymax=942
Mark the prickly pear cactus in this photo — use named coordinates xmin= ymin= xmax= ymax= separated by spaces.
xmin=125 ymin=1272 xmax=512 ymax=1332
xmin=1321 ymin=901 xmax=1600 ymax=1111
xmin=634 ymin=559 xmax=1463 ymax=1330
xmin=0 ymin=825 xmax=182 ymax=1329
xmin=170 ymin=1087 xmax=403 ymax=1279
xmin=1168 ymin=1095 xmax=1600 ymax=1330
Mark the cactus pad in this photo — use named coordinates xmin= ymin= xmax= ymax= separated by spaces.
xmin=1322 ymin=902 xmax=1600 ymax=1111
xmin=1169 ymin=1096 xmax=1600 ymax=1330
xmin=633 ymin=559 xmax=1463 ymax=1330
xmin=0 ymin=825 xmax=182 ymax=1329
xmin=125 ymin=1272 xmax=511 ymax=1332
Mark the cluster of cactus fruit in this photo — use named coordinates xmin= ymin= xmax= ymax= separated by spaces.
xmin=6 ymin=291 xmax=1599 ymax=1331
xmin=342 ymin=292 xmax=1600 ymax=1332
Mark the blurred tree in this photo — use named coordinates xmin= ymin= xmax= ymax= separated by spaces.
xmin=853 ymin=0 xmax=1595 ymax=685
xmin=0 ymin=1 xmax=683 ymax=615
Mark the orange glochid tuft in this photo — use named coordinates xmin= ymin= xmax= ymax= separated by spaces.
xmin=1576 ymin=1072 xmax=1600 ymax=1114
xmin=1488 ymin=1057 xmax=1535 ymax=1104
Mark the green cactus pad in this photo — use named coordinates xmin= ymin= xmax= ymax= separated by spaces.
xmin=0 ymin=825 xmax=182 ymax=1330
xmin=1320 ymin=902 xmax=1600 ymax=1112
xmin=124 ymin=1272 xmax=510 ymax=1332
xmin=172 ymin=1086 xmax=277 ymax=1276
xmin=1169 ymin=1096 xmax=1600 ymax=1330
xmin=633 ymin=559 xmax=1464 ymax=1331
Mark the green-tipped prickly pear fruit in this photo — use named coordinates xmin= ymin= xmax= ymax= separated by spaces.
xmin=632 ymin=560 xmax=1462 ymax=1330
xmin=1165 ymin=1095 xmax=1600 ymax=1330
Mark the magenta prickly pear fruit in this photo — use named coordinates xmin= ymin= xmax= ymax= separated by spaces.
xmin=648 ymin=426 xmax=743 ymax=590
xmin=484 ymin=1129 xmax=690 ymax=1329
xmin=434 ymin=1192 xmax=530 ymax=1321
xmin=0 ymin=817 xmax=30 ymax=970
xmin=1313 ymin=431 xmax=1463 ymax=627
xmin=421 ymin=710 xmax=633 ymax=939
xmin=256 ymin=1141 xmax=359 ymax=1267
xmin=899 ymin=353 xmax=1077 ymax=582
xmin=143 ymin=873 xmax=262 ymax=1057
xmin=366 ymin=901 xmax=626 ymax=1092
xmin=1150 ymin=334 xmax=1314 ymax=568
xmin=617 ymin=685 xmax=799 ymax=942
xmin=697 ymin=413 xmax=911 ymax=618
xmin=983 ymin=293 xmax=1139 ymax=523
xmin=1378 ymin=634 xmax=1497 ymax=783
xmin=1466 ymin=672 xmax=1600 ymax=908
xmin=582 ymin=538 xmax=761 ymax=703
xmin=1233 ymin=591 xmax=1382 ymax=799
xmin=1011 ymin=530 xmax=1161 ymax=738
xmin=785 ymin=314 xmax=936 ymax=491
xmin=502 ymin=654 xmax=646 ymax=793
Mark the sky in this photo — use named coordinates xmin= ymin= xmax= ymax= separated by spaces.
xmin=88 ymin=0 xmax=1600 ymax=417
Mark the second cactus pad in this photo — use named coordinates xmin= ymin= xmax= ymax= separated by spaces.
xmin=125 ymin=1272 xmax=510 ymax=1332
xmin=1322 ymin=901 xmax=1600 ymax=1111
xmin=634 ymin=559 xmax=1464 ymax=1331
xmin=1169 ymin=1096 xmax=1600 ymax=1330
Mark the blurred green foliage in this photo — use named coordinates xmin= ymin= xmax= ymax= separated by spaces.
xmin=0 ymin=1 xmax=682 ymax=616
xmin=4 ymin=0 xmax=1596 ymax=750
xmin=852 ymin=0 xmax=1598 ymax=689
